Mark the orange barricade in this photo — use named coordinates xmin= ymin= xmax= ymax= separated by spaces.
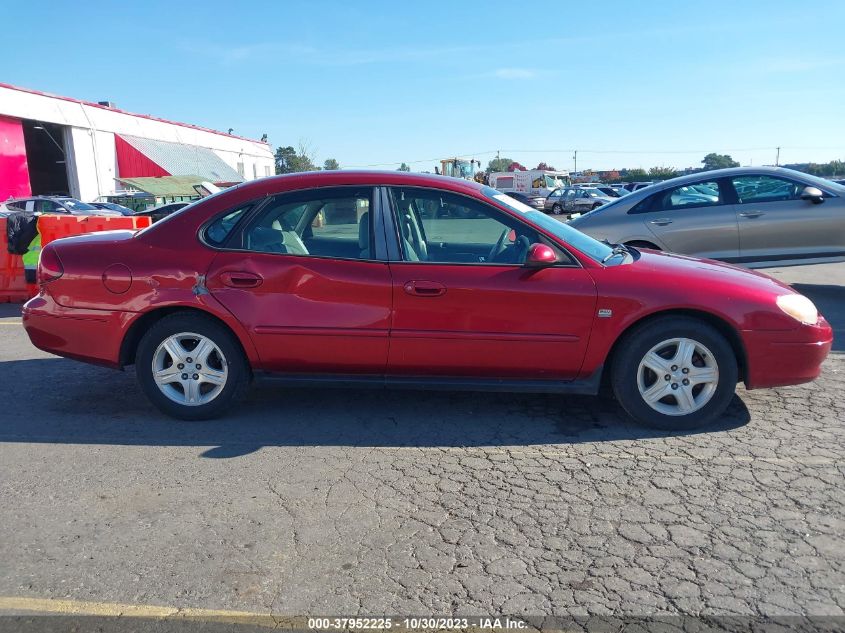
xmin=0 ymin=218 xmax=29 ymax=303
xmin=37 ymin=214 xmax=152 ymax=247
xmin=0 ymin=215 xmax=153 ymax=303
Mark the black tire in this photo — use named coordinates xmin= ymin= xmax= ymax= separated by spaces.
xmin=552 ymin=204 xmax=563 ymax=215
xmin=135 ymin=312 xmax=250 ymax=420
xmin=610 ymin=316 xmax=738 ymax=430
xmin=591 ymin=203 xmax=602 ymax=210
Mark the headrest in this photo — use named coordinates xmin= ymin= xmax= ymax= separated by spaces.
xmin=358 ymin=212 xmax=369 ymax=249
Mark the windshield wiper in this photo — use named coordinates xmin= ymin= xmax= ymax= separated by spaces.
xmin=601 ymin=243 xmax=630 ymax=263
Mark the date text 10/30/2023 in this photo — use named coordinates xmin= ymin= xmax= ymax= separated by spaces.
xmin=307 ymin=617 xmax=528 ymax=630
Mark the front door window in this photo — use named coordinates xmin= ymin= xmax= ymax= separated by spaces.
xmin=388 ymin=187 xmax=540 ymax=265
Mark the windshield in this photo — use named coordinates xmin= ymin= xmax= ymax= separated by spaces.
xmin=457 ymin=161 xmax=474 ymax=178
xmin=61 ymin=198 xmax=96 ymax=211
xmin=484 ymin=187 xmax=615 ymax=263
xmin=544 ymin=174 xmax=569 ymax=188
xmin=784 ymin=168 xmax=845 ymax=194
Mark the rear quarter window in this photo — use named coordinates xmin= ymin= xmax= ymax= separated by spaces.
xmin=204 ymin=206 xmax=251 ymax=246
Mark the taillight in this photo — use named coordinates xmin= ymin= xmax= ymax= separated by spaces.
xmin=38 ymin=246 xmax=64 ymax=284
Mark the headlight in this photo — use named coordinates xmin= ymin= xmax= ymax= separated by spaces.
xmin=776 ymin=294 xmax=819 ymax=325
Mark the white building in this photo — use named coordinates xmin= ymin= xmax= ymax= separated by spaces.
xmin=0 ymin=82 xmax=275 ymax=202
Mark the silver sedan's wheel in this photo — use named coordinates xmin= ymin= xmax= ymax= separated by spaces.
xmin=152 ymin=332 xmax=229 ymax=406
xmin=636 ymin=337 xmax=719 ymax=416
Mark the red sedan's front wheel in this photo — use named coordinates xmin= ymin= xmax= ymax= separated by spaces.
xmin=611 ymin=316 xmax=738 ymax=430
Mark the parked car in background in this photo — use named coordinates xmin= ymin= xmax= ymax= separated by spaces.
xmin=624 ymin=182 xmax=654 ymax=192
xmin=595 ymin=186 xmax=624 ymax=198
xmin=23 ymin=171 xmax=832 ymax=431
xmin=568 ymin=166 xmax=845 ymax=268
xmin=0 ymin=201 xmax=22 ymax=217
xmin=89 ymin=201 xmax=134 ymax=216
xmin=546 ymin=187 xmax=614 ymax=216
xmin=0 ymin=196 xmax=121 ymax=216
xmin=134 ymin=201 xmax=191 ymax=223
xmin=505 ymin=190 xmax=546 ymax=211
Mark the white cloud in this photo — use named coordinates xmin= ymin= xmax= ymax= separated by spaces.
xmin=492 ymin=68 xmax=536 ymax=80
xmin=758 ymin=56 xmax=845 ymax=73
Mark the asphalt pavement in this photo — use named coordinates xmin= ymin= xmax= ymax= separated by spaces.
xmin=0 ymin=263 xmax=842 ymax=619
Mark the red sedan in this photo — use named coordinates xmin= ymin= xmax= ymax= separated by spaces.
xmin=22 ymin=171 xmax=832 ymax=429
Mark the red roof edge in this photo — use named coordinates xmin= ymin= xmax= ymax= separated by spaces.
xmin=0 ymin=82 xmax=270 ymax=146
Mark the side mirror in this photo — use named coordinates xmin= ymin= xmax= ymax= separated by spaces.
xmin=524 ymin=243 xmax=558 ymax=268
xmin=800 ymin=186 xmax=824 ymax=203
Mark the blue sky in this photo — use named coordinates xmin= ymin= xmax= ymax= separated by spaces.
xmin=2 ymin=0 xmax=844 ymax=172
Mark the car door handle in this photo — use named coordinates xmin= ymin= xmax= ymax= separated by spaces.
xmin=219 ymin=271 xmax=263 ymax=288
xmin=403 ymin=280 xmax=446 ymax=297
xmin=739 ymin=211 xmax=765 ymax=218
xmin=650 ymin=218 xmax=673 ymax=226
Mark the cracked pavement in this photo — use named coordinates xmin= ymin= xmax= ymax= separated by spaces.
xmin=0 ymin=263 xmax=842 ymax=617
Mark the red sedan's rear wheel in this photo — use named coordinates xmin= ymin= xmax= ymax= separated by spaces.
xmin=135 ymin=312 xmax=250 ymax=420
xmin=611 ymin=316 xmax=738 ymax=430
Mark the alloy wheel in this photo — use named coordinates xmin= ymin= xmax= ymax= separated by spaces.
xmin=636 ymin=337 xmax=719 ymax=416
xmin=151 ymin=332 xmax=229 ymax=406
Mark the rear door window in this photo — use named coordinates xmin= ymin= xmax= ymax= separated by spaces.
xmin=655 ymin=180 xmax=723 ymax=210
xmin=239 ymin=188 xmax=374 ymax=260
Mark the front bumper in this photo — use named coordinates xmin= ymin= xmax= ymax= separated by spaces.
xmin=22 ymin=294 xmax=129 ymax=369
xmin=742 ymin=318 xmax=833 ymax=389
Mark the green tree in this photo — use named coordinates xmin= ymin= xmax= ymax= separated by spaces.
xmin=793 ymin=160 xmax=845 ymax=177
xmin=486 ymin=157 xmax=514 ymax=173
xmin=701 ymin=153 xmax=739 ymax=171
xmin=397 ymin=162 xmax=411 ymax=172
xmin=274 ymin=141 xmax=319 ymax=174
xmin=622 ymin=168 xmax=648 ymax=183
xmin=649 ymin=166 xmax=677 ymax=180
xmin=323 ymin=158 xmax=340 ymax=170
xmin=274 ymin=146 xmax=297 ymax=174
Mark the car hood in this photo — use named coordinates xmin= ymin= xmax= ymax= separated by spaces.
xmin=630 ymin=248 xmax=796 ymax=296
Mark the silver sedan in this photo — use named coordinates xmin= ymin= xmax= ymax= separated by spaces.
xmin=545 ymin=187 xmax=614 ymax=217
xmin=567 ymin=166 xmax=845 ymax=268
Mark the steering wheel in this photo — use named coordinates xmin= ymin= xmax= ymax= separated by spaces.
xmin=487 ymin=229 xmax=510 ymax=263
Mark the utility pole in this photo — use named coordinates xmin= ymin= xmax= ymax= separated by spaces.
xmin=573 ymin=150 xmax=577 ymax=176
xmin=775 ymin=146 xmax=780 ymax=166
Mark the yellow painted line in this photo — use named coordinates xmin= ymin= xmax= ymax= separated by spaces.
xmin=0 ymin=596 xmax=279 ymax=627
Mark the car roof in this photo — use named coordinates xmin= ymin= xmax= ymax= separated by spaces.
xmin=225 ymin=170 xmax=488 ymax=199
xmin=602 ymin=166 xmax=842 ymax=206
xmin=5 ymin=195 xmax=74 ymax=202
xmin=642 ymin=166 xmax=814 ymax=187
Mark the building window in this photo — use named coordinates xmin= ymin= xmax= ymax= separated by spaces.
xmin=265 ymin=166 xmax=272 ymax=177
xmin=253 ymin=163 xmax=258 ymax=180
xmin=237 ymin=162 xmax=244 ymax=177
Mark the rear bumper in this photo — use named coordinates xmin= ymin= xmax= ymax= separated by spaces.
xmin=22 ymin=294 xmax=128 ymax=369
xmin=742 ymin=318 xmax=833 ymax=389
